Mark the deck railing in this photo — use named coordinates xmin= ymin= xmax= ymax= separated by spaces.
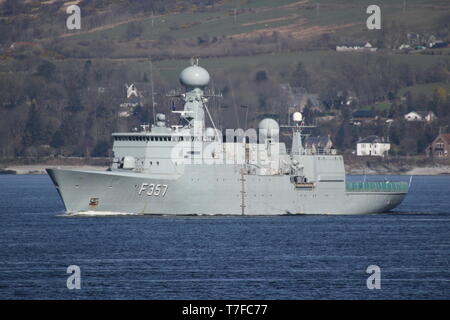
xmin=346 ymin=181 xmax=409 ymax=193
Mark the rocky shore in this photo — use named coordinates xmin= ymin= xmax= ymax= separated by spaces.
xmin=344 ymin=155 xmax=450 ymax=175
xmin=346 ymin=164 xmax=450 ymax=175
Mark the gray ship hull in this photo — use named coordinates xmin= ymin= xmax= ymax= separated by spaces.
xmin=47 ymin=167 xmax=407 ymax=215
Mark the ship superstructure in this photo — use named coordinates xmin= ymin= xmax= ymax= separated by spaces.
xmin=47 ymin=62 xmax=408 ymax=215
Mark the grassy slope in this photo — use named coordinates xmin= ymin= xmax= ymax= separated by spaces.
xmin=361 ymin=81 xmax=450 ymax=112
xmin=7 ymin=1 xmax=449 ymax=88
xmin=398 ymin=82 xmax=450 ymax=97
xmin=64 ymin=0 xmax=449 ymax=42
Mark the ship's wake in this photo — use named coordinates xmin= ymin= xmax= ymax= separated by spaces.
xmin=60 ymin=211 xmax=141 ymax=217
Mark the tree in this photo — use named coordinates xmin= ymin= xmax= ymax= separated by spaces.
xmin=125 ymin=22 xmax=144 ymax=41
xmin=92 ymin=140 xmax=110 ymax=157
xmin=22 ymin=102 xmax=45 ymax=146
xmin=255 ymin=70 xmax=268 ymax=83
xmin=335 ymin=122 xmax=352 ymax=151
xmin=0 ymin=74 xmax=24 ymax=109
xmin=66 ymin=90 xmax=84 ymax=112
xmin=35 ymin=61 xmax=58 ymax=82
xmin=1 ymin=0 xmax=25 ymax=16
xmin=290 ymin=62 xmax=309 ymax=89
xmin=432 ymin=87 xmax=447 ymax=116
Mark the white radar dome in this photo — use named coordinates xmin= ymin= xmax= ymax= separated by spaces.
xmin=293 ymin=112 xmax=303 ymax=122
xmin=179 ymin=65 xmax=210 ymax=88
xmin=258 ymin=118 xmax=279 ymax=138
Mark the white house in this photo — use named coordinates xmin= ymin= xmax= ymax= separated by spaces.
xmin=336 ymin=42 xmax=377 ymax=52
xmin=356 ymin=136 xmax=390 ymax=157
xmin=404 ymin=111 xmax=437 ymax=122
xmin=404 ymin=111 xmax=423 ymax=121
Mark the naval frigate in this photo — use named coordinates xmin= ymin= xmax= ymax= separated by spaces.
xmin=47 ymin=62 xmax=409 ymax=215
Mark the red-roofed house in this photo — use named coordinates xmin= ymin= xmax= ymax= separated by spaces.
xmin=426 ymin=133 xmax=450 ymax=158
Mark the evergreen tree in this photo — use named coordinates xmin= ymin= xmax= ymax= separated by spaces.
xmin=23 ymin=102 xmax=44 ymax=146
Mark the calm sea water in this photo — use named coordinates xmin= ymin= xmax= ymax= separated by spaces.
xmin=0 ymin=174 xmax=448 ymax=300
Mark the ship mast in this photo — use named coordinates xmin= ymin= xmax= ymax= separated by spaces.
xmin=280 ymin=112 xmax=315 ymax=156
xmin=149 ymin=60 xmax=156 ymax=124
xmin=168 ymin=59 xmax=222 ymax=141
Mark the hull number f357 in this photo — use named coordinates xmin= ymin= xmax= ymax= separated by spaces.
xmin=138 ymin=183 xmax=168 ymax=197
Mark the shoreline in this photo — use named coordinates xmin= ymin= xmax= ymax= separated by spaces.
xmin=1 ymin=164 xmax=449 ymax=176
xmin=346 ymin=166 xmax=450 ymax=176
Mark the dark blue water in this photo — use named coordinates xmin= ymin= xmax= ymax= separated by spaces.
xmin=0 ymin=174 xmax=448 ymax=299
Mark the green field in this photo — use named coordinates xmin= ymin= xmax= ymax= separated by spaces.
xmin=362 ymin=101 xmax=392 ymax=111
xmin=48 ymin=49 xmax=447 ymax=85
xmin=398 ymin=82 xmax=450 ymax=97
xmin=65 ymin=0 xmax=449 ymax=45
xmin=359 ymin=81 xmax=450 ymax=112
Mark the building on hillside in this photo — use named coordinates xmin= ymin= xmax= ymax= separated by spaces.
xmin=299 ymin=93 xmax=321 ymax=111
xmin=404 ymin=111 xmax=437 ymax=123
xmin=426 ymin=133 xmax=450 ymax=158
xmin=350 ymin=110 xmax=379 ymax=125
xmin=280 ymin=84 xmax=303 ymax=111
xmin=280 ymin=84 xmax=322 ymax=112
xmin=119 ymin=83 xmax=147 ymax=118
xmin=303 ymin=135 xmax=335 ymax=155
xmin=430 ymin=41 xmax=449 ymax=49
xmin=398 ymin=44 xmax=412 ymax=50
xmin=315 ymin=115 xmax=336 ymax=123
xmin=356 ymin=136 xmax=390 ymax=157
xmin=336 ymin=42 xmax=377 ymax=52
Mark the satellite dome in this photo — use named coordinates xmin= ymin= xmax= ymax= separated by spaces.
xmin=179 ymin=65 xmax=210 ymax=88
xmin=258 ymin=118 xmax=279 ymax=138
xmin=293 ymin=112 xmax=303 ymax=122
